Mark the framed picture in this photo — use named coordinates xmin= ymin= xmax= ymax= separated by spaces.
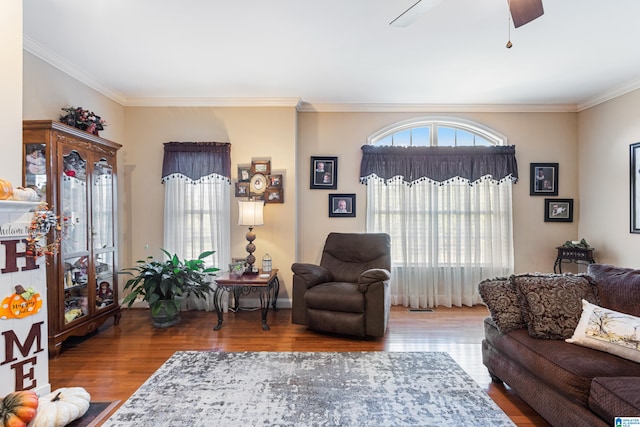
xmin=235 ymin=182 xmax=249 ymax=197
xmin=265 ymin=188 xmax=284 ymax=204
xmin=310 ymin=156 xmax=338 ymax=189
xmin=631 ymin=142 xmax=640 ymax=233
xmin=251 ymin=160 xmax=271 ymax=175
xmin=238 ymin=165 xmax=251 ymax=182
xmin=530 ymin=163 xmax=558 ymax=196
xmin=268 ymin=174 xmax=283 ymax=189
xmin=544 ymin=198 xmax=573 ymax=222
xmin=329 ymin=193 xmax=355 ymax=217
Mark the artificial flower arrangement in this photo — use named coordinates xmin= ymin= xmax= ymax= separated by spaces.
xmin=60 ymin=106 xmax=107 ymax=136
xmin=25 ymin=202 xmax=68 ymax=260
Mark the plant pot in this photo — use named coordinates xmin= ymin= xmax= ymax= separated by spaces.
xmin=151 ymin=299 xmax=182 ymax=328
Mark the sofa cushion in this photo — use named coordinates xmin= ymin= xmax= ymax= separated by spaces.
xmin=304 ymin=282 xmax=364 ymax=313
xmin=478 ymin=277 xmax=525 ymax=333
xmin=588 ymin=264 xmax=640 ymax=317
xmin=567 ymin=299 xmax=640 ymax=363
xmin=484 ymin=317 xmax=640 ymax=407
xmin=589 ymin=377 xmax=640 ymax=421
xmin=513 ymin=273 xmax=598 ymax=339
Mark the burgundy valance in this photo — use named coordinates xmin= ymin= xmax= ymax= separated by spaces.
xmin=360 ymin=145 xmax=518 ymax=185
xmin=161 ymin=142 xmax=231 ymax=183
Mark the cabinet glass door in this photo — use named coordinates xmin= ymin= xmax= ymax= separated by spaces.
xmin=24 ymin=143 xmax=47 ymax=199
xmin=92 ymin=158 xmax=116 ymax=311
xmin=61 ymin=150 xmax=89 ymax=325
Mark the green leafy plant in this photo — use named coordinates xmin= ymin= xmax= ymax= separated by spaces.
xmin=120 ymin=249 xmax=219 ymax=318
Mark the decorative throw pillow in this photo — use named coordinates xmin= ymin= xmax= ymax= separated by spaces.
xmin=478 ymin=277 xmax=525 ymax=333
xmin=567 ymin=299 xmax=640 ymax=363
xmin=513 ymin=273 xmax=598 ymax=339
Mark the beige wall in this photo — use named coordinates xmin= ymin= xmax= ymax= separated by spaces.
xmin=123 ymin=107 xmax=297 ymax=301
xmin=297 ymin=111 xmax=579 ymax=274
xmin=578 ymin=89 xmax=640 ymax=268
xmin=1 ymin=1 xmax=23 ymax=185
xmin=28 ymin=47 xmax=639 ymax=305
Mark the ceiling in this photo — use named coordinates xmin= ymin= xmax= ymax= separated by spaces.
xmin=22 ymin=0 xmax=640 ymax=111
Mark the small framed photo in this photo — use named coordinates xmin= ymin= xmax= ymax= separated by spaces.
xmin=329 ymin=193 xmax=355 ymax=217
xmin=268 ymin=174 xmax=283 ymax=189
xmin=310 ymin=156 xmax=338 ymax=189
xmin=544 ymin=198 xmax=573 ymax=222
xmin=265 ymin=188 xmax=284 ymax=204
xmin=238 ymin=165 xmax=251 ymax=182
xmin=530 ymin=163 xmax=559 ymax=196
xmin=235 ymin=182 xmax=249 ymax=197
xmin=251 ymin=160 xmax=271 ymax=175
xmin=631 ymin=143 xmax=640 ymax=233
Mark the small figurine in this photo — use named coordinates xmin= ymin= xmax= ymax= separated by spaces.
xmin=96 ymin=281 xmax=114 ymax=306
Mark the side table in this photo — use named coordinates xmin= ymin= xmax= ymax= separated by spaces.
xmin=553 ymin=247 xmax=595 ymax=273
xmin=212 ymin=269 xmax=279 ymax=331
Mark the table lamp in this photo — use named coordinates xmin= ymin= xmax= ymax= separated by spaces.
xmin=238 ymin=200 xmax=264 ymax=274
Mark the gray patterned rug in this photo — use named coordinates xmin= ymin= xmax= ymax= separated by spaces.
xmin=103 ymin=351 xmax=514 ymax=427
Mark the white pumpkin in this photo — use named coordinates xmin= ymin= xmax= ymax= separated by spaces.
xmin=28 ymin=387 xmax=91 ymax=427
xmin=12 ymin=186 xmax=40 ymax=201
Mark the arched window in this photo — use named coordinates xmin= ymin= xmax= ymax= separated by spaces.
xmin=369 ymin=116 xmax=507 ymax=147
xmin=362 ymin=117 xmax=516 ymax=309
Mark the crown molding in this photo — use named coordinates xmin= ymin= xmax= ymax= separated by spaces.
xmin=23 ymin=36 xmax=128 ymax=105
xmin=577 ymin=77 xmax=640 ymax=111
xmin=296 ymin=102 xmax=579 ymax=113
xmin=124 ymin=97 xmax=302 ymax=108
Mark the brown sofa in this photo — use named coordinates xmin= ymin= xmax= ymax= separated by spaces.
xmin=291 ymin=232 xmax=391 ymax=337
xmin=481 ymin=264 xmax=640 ymax=427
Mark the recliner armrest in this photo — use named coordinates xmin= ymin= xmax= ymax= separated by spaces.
xmin=358 ymin=268 xmax=391 ymax=292
xmin=291 ymin=263 xmax=333 ymax=288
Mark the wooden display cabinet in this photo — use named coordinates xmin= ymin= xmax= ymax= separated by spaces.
xmin=23 ymin=120 xmax=121 ymax=357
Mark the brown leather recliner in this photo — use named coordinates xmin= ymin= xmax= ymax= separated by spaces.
xmin=291 ymin=232 xmax=391 ymax=337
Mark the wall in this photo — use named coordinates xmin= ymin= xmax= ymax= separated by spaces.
xmin=297 ymin=111 xmax=579 ymax=274
xmin=0 ymin=1 xmax=23 ymax=185
xmin=123 ymin=107 xmax=297 ymax=302
xmin=578 ymin=89 xmax=640 ymax=268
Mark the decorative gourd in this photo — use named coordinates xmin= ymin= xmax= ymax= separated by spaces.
xmin=0 ymin=390 xmax=39 ymax=427
xmin=0 ymin=179 xmax=13 ymax=200
xmin=28 ymin=387 xmax=90 ymax=427
xmin=11 ymin=187 xmax=39 ymax=202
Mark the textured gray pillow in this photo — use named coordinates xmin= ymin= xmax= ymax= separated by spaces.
xmin=513 ymin=273 xmax=599 ymax=339
xmin=478 ymin=277 xmax=525 ymax=333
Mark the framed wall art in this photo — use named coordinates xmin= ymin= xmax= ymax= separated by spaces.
xmin=329 ymin=193 xmax=355 ymax=218
xmin=310 ymin=156 xmax=338 ymax=189
xmin=631 ymin=142 xmax=640 ymax=233
xmin=238 ymin=165 xmax=251 ymax=182
xmin=265 ymin=188 xmax=284 ymax=204
xmin=530 ymin=163 xmax=558 ymax=196
xmin=251 ymin=160 xmax=271 ymax=175
xmin=544 ymin=198 xmax=573 ymax=222
xmin=235 ymin=182 xmax=249 ymax=197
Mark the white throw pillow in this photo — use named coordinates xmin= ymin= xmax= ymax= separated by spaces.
xmin=566 ymin=299 xmax=640 ymax=363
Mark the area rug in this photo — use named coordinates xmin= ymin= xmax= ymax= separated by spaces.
xmin=103 ymin=351 xmax=514 ymax=427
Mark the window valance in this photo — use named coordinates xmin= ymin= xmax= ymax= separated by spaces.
xmin=360 ymin=145 xmax=518 ymax=185
xmin=161 ymin=142 xmax=231 ymax=183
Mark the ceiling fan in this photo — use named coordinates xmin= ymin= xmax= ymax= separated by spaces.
xmin=390 ymin=0 xmax=544 ymax=28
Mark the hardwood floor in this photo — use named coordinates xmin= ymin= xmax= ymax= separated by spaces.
xmin=49 ymin=305 xmax=551 ymax=426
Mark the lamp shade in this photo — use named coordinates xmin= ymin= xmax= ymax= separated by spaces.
xmin=238 ymin=200 xmax=264 ymax=226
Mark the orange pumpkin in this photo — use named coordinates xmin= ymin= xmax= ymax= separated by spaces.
xmin=0 ymin=179 xmax=13 ymax=200
xmin=0 ymin=390 xmax=39 ymax=427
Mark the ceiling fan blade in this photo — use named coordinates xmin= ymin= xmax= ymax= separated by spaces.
xmin=509 ymin=0 xmax=544 ymax=28
xmin=390 ymin=0 xmax=444 ymax=28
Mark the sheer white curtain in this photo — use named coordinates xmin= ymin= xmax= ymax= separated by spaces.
xmin=366 ymin=176 xmax=514 ymax=308
xmin=162 ymin=142 xmax=231 ymax=311
xmin=360 ymin=144 xmax=517 ymax=308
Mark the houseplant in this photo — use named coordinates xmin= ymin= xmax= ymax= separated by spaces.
xmin=120 ymin=249 xmax=219 ymax=328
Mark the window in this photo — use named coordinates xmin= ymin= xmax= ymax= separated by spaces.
xmin=363 ymin=117 xmax=515 ymax=308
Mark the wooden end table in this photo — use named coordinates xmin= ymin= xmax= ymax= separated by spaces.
xmin=212 ymin=269 xmax=279 ymax=331
xmin=553 ymin=247 xmax=595 ymax=273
